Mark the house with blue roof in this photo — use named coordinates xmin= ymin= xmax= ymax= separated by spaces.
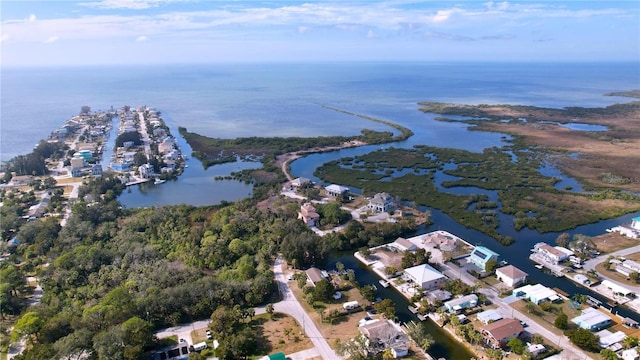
xmin=469 ymin=246 xmax=499 ymax=271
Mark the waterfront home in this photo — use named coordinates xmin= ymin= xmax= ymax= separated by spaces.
xmin=600 ymin=280 xmax=634 ymax=298
xmin=444 ymin=294 xmax=478 ymax=313
xmin=571 ymin=307 xmax=612 ymax=331
xmin=533 ymin=243 xmax=573 ymax=265
xmin=596 ymin=329 xmax=627 ymax=351
xmin=138 ymin=164 xmax=154 ymax=178
xmin=469 ymin=246 xmax=499 ymax=271
xmin=298 ymin=202 xmax=320 ymax=227
xmin=325 ymin=184 xmax=349 ymax=197
xmin=512 ymin=284 xmax=560 ymax=304
xmin=367 ymin=192 xmax=394 ymax=213
xmin=358 ymin=319 xmax=408 ymax=358
xmin=392 ymin=237 xmax=417 ymax=252
xmin=290 ymin=177 xmax=311 ymax=188
xmin=420 ymin=231 xmax=459 ymax=252
xmin=427 ymin=290 xmax=453 ymax=304
xmin=404 ymin=263 xmax=446 ymax=291
xmin=110 ymin=161 xmax=130 ymax=172
xmin=477 ymin=309 xmax=503 ymax=325
xmin=305 ymin=267 xmax=328 ymax=286
xmin=495 ymin=265 xmax=528 ymax=287
xmin=91 ymin=164 xmax=103 ymax=177
xmin=480 ymin=318 xmax=524 ymax=349
xmin=10 ymin=175 xmax=33 ymax=186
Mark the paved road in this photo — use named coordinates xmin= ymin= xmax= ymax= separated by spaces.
xmin=583 ymin=244 xmax=640 ymax=293
xmin=273 ymin=255 xmax=342 ymax=360
xmin=156 ymin=319 xmax=211 ymax=345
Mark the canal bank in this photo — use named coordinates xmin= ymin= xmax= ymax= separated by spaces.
xmin=327 ymin=252 xmax=476 ymax=360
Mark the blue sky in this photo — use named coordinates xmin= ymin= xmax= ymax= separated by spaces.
xmin=1 ymin=0 xmax=639 ymax=66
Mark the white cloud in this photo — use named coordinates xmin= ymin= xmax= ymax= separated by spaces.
xmin=28 ymin=14 xmax=36 ymax=23
xmin=44 ymin=36 xmax=59 ymax=43
xmin=1 ymin=34 xmax=9 ymax=42
xmin=80 ymin=0 xmax=162 ymax=10
xmin=136 ymin=35 xmax=148 ymax=41
xmin=297 ymin=26 xmax=311 ymax=34
xmin=367 ymin=30 xmax=378 ymax=39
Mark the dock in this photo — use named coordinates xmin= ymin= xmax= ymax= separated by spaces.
xmin=125 ymin=178 xmax=151 ymax=186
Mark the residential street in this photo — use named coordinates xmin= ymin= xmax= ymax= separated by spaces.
xmin=441 ymin=261 xmax=592 ymax=360
xmin=272 ymin=255 xmax=342 ymax=360
xmin=583 ymin=244 xmax=640 ymax=293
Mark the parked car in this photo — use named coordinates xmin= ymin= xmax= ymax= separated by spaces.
xmin=206 ymin=330 xmax=212 ymax=339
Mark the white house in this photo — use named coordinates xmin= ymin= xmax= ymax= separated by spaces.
xmin=513 ymin=284 xmax=560 ymax=305
xmin=404 ymin=264 xmax=445 ymax=290
xmin=325 ymin=184 xmax=349 ymax=197
xmin=392 ymin=237 xmax=417 ymax=252
xmin=368 ymin=192 xmax=394 ymax=213
xmin=496 ymin=265 xmax=528 ymax=287
xmin=534 ymin=243 xmax=573 ymax=264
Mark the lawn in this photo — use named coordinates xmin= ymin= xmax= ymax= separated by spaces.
xmin=510 ymin=299 xmax=583 ymax=337
xmin=591 ymin=233 xmax=640 ymax=254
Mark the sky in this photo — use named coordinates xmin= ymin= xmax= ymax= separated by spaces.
xmin=1 ymin=0 xmax=639 ymax=66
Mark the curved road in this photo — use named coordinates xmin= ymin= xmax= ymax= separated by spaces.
xmin=273 ymin=255 xmax=342 ymax=360
xmin=583 ymin=244 xmax=640 ymax=294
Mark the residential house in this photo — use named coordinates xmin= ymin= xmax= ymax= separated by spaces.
xmin=534 ymin=243 xmax=573 ymax=265
xmin=527 ymin=343 xmax=545 ymax=357
xmin=298 ymin=203 xmax=320 ymax=227
xmin=358 ymin=319 xmax=408 ymax=358
xmin=392 ymin=237 xmax=417 ymax=252
xmin=571 ymin=308 xmax=612 ymax=331
xmin=420 ymin=231 xmax=460 ymax=252
xmin=614 ymin=260 xmax=640 ymax=278
xmin=138 ymin=164 xmax=154 ymax=178
xmin=290 ymin=177 xmax=311 ymax=188
xmin=10 ymin=175 xmax=33 ymax=186
xmin=444 ymin=294 xmax=478 ymax=313
xmin=110 ymin=161 xmax=130 ymax=172
xmin=477 ymin=309 xmax=503 ymax=325
xmin=496 ymin=265 xmax=528 ymax=287
xmin=368 ymin=192 xmax=394 ymax=213
xmin=596 ymin=329 xmax=627 ymax=351
xmin=427 ymin=290 xmax=452 ymax=304
xmin=70 ymin=157 xmax=85 ymax=171
xmin=600 ymin=280 xmax=634 ymax=298
xmin=305 ymin=267 xmax=328 ymax=286
xmin=91 ymin=164 xmax=103 ymax=177
xmin=404 ymin=264 xmax=446 ymax=291
xmin=325 ymin=184 xmax=349 ymax=197
xmin=480 ymin=318 xmax=524 ymax=349
xmin=469 ymin=246 xmax=499 ymax=271
xmin=512 ymin=284 xmax=560 ymax=305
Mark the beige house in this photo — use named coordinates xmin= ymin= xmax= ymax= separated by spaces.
xmin=298 ymin=202 xmax=320 ymax=227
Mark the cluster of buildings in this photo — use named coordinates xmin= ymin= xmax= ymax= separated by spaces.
xmin=607 ymin=217 xmax=640 ymax=239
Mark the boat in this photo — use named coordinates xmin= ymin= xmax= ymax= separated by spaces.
xmin=535 ymin=264 xmax=544 ymax=270
xmin=154 ymin=179 xmax=166 ymax=185
xmin=379 ymin=279 xmax=390 ymax=288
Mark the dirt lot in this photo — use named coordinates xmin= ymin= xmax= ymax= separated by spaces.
xmin=259 ymin=313 xmax=315 ymax=355
xmin=591 ymin=232 xmax=640 ymax=254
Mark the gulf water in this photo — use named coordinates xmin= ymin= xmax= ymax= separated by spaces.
xmin=3 ymin=62 xmax=640 ymax=358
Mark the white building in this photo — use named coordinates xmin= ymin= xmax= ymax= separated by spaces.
xmin=496 ymin=265 xmax=528 ymax=287
xmin=404 ymin=263 xmax=446 ymax=291
xmin=513 ymin=284 xmax=560 ymax=305
xmin=325 ymin=184 xmax=349 ymax=197
xmin=534 ymin=243 xmax=573 ymax=264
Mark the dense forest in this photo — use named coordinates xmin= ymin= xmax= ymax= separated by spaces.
xmin=1 ymin=169 xmax=416 ymax=359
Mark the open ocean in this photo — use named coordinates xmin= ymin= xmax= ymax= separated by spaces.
xmin=2 ymin=61 xmax=639 ymax=161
